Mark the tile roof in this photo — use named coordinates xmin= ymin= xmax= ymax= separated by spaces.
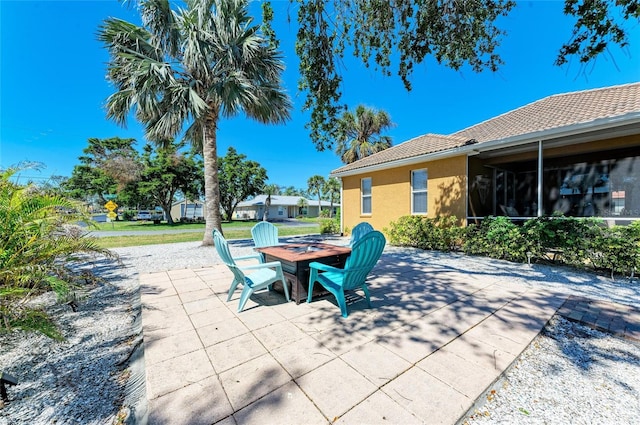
xmin=453 ymin=82 xmax=640 ymax=142
xmin=332 ymin=82 xmax=640 ymax=175
xmin=237 ymin=195 xmax=334 ymax=207
xmin=331 ymin=133 xmax=470 ymax=174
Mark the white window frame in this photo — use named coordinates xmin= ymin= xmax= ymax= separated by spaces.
xmin=361 ymin=177 xmax=372 ymax=215
xmin=411 ymin=169 xmax=428 ymax=214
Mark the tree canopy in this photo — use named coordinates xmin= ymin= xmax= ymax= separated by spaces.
xmin=218 ymin=147 xmax=268 ymax=222
xmin=99 ymin=0 xmax=291 ymax=245
xmin=64 ymin=137 xmax=139 ymax=204
xmin=307 ymin=174 xmax=325 ymax=214
xmin=335 ymin=105 xmax=394 ymax=164
xmin=136 ymin=141 xmax=203 ymax=225
xmin=278 ymin=0 xmax=640 ymax=150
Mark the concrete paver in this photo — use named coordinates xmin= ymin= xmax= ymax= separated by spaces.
xmin=296 ymin=358 xmax=378 ymax=418
xmin=233 ymin=381 xmax=326 ymax=425
xmin=334 ymin=390 xmax=423 ymax=425
xmin=139 ymin=248 xmax=639 ymax=424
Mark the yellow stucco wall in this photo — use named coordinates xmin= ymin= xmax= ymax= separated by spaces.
xmin=340 ymin=156 xmax=467 ymax=234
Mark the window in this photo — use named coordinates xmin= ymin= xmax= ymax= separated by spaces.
xmin=361 ymin=178 xmax=372 ymax=214
xmin=412 ymin=169 xmax=428 ymax=214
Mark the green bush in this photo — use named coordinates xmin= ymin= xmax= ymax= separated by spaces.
xmin=386 ymin=213 xmax=640 ymax=279
xmin=463 ymin=216 xmax=530 ymax=262
xmin=521 ymin=213 xmax=600 ymax=266
xmin=387 ymin=215 xmax=463 ymax=251
xmin=121 ymin=209 xmax=136 ymax=221
xmin=0 ymin=168 xmax=114 ymax=337
xmin=588 ymin=221 xmax=640 ymax=278
xmin=319 ymin=218 xmax=340 ymax=234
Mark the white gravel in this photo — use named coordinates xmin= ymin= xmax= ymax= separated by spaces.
xmin=1 ymin=237 xmax=639 ymax=424
xmin=463 ymin=316 xmax=640 ymax=424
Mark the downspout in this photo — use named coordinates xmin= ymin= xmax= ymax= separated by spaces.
xmin=537 ymin=140 xmax=543 ymax=217
xmin=465 ymin=156 xmax=468 ymax=225
xmin=339 ymin=178 xmax=344 ymax=235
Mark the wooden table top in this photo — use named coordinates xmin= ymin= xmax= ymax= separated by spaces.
xmin=256 ymin=243 xmax=351 ymax=262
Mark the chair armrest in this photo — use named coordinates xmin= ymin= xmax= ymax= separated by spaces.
xmin=240 ymin=261 xmax=283 ymax=271
xmin=308 ymin=261 xmax=343 ymax=273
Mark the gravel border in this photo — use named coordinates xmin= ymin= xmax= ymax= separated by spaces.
xmin=1 ymin=237 xmax=639 ymax=424
xmin=0 ymin=255 xmax=139 ymax=425
xmin=462 ymin=316 xmax=640 ymax=424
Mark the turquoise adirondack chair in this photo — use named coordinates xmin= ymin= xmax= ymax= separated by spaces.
xmin=350 ymin=222 xmax=374 ymax=246
xmin=251 ymin=221 xmax=281 ymax=262
xmin=213 ymin=230 xmax=290 ymax=312
xmin=307 ymin=230 xmax=386 ymax=317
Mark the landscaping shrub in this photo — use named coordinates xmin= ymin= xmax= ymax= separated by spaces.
xmin=463 ymin=216 xmax=530 ymax=262
xmin=521 ymin=213 xmax=600 ymax=267
xmin=387 ymin=215 xmax=463 ymax=251
xmin=588 ymin=221 xmax=640 ymax=278
xmin=319 ymin=218 xmax=340 ymax=234
xmin=121 ymin=209 xmax=136 ymax=221
xmin=388 ymin=213 xmax=640 ymax=279
xmin=0 ymin=168 xmax=115 ymax=337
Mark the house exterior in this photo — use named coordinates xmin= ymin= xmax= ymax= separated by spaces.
xmin=170 ymin=200 xmax=205 ymax=222
xmin=234 ymin=195 xmax=337 ymax=220
xmin=331 ymin=83 xmax=640 ymax=233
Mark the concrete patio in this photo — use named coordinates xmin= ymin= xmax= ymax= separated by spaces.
xmin=139 ymin=247 xmax=569 ymax=424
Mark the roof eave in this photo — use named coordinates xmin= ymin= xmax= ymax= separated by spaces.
xmin=331 ymin=113 xmax=640 ymax=178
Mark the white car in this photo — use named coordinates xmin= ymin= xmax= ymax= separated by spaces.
xmin=135 ymin=210 xmax=154 ymax=221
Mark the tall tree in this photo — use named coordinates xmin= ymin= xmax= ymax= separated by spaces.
xmin=335 ymin=105 xmax=394 ymax=164
xmin=99 ymin=0 xmax=291 ymax=245
xmin=136 ymin=141 xmax=203 ymax=225
xmin=64 ymin=137 xmax=139 ymax=204
xmin=323 ymin=177 xmax=340 ymax=218
xmin=307 ymin=175 xmax=325 ymax=217
xmin=262 ymin=183 xmax=279 ymax=221
xmin=218 ymin=147 xmax=268 ymax=222
xmin=282 ymin=186 xmax=306 ymax=197
xmin=297 ymin=197 xmax=308 ymax=217
xmin=282 ymin=0 xmax=639 ymax=150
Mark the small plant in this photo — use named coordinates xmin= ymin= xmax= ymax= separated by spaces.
xmin=0 ymin=167 xmax=115 ymax=336
xmin=319 ymin=218 xmax=340 ymax=234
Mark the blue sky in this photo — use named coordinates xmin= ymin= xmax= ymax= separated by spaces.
xmin=1 ymin=1 xmax=639 ymax=191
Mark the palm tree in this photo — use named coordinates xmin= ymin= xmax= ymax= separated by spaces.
xmin=335 ymin=105 xmax=394 ymax=164
xmin=98 ymin=0 xmax=291 ymax=245
xmin=324 ymin=177 xmax=340 ymax=218
xmin=297 ymin=197 xmax=308 ymax=217
xmin=307 ymin=175 xmax=325 ymax=217
xmin=262 ymin=183 xmax=279 ymax=221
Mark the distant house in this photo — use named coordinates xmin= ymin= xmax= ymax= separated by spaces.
xmin=234 ymin=195 xmax=337 ymax=220
xmin=170 ymin=200 xmax=205 ymax=222
xmin=331 ymin=83 xmax=640 ymax=233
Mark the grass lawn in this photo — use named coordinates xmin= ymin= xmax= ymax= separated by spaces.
xmin=95 ymin=221 xmax=322 ymax=249
xmin=94 ymin=220 xmax=250 ymax=231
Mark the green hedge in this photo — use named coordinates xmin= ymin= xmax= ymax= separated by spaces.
xmin=386 ymin=215 xmax=463 ymax=252
xmin=386 ymin=214 xmax=640 ymax=279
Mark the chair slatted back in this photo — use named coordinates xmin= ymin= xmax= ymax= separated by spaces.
xmin=213 ymin=229 xmax=247 ymax=284
xmin=251 ymin=221 xmax=279 ymax=248
xmin=350 ymin=222 xmax=374 ymax=246
xmin=342 ymin=230 xmax=386 ymax=290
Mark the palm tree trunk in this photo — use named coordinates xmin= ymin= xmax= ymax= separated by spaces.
xmin=202 ymin=114 xmax=223 ymax=245
xmin=263 ymin=196 xmax=271 ymax=221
